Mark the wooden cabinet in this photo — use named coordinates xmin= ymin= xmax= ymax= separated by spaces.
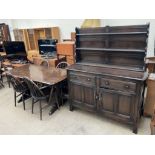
xmin=144 ymin=74 xmax=155 ymax=116
xmin=150 ymin=105 xmax=155 ymax=134
xmin=57 ymin=41 xmax=75 ymax=65
xmin=13 ymin=27 xmax=60 ymax=51
xmin=67 ymin=24 xmax=149 ymax=134
xmin=0 ymin=23 xmax=11 ymax=52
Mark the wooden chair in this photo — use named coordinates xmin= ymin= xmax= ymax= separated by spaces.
xmin=0 ymin=56 xmax=4 ymax=87
xmin=7 ymin=73 xmax=30 ymax=110
xmin=40 ymin=60 xmax=49 ymax=67
xmin=56 ymin=61 xmax=69 ymax=69
xmin=56 ymin=61 xmax=69 ymax=105
xmin=23 ymin=77 xmax=52 ymax=120
xmin=0 ymin=61 xmax=4 ymax=88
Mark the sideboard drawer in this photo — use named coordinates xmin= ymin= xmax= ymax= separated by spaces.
xmin=100 ymin=78 xmax=136 ymax=93
xmin=70 ymin=73 xmax=95 ymax=86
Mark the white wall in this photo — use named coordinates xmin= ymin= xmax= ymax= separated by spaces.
xmin=11 ymin=19 xmax=85 ymax=40
xmin=104 ymin=19 xmax=155 ymax=56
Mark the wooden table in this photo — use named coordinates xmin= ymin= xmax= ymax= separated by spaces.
xmin=8 ymin=64 xmax=67 ymax=114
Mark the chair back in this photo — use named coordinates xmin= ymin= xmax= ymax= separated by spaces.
xmin=23 ymin=77 xmax=45 ymax=99
xmin=40 ymin=60 xmax=49 ymax=67
xmin=7 ymin=73 xmax=27 ymax=92
xmin=56 ymin=61 xmax=69 ymax=69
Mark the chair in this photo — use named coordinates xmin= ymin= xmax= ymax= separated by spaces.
xmin=40 ymin=60 xmax=49 ymax=67
xmin=56 ymin=61 xmax=69 ymax=105
xmin=56 ymin=61 xmax=69 ymax=69
xmin=7 ymin=73 xmax=30 ymax=110
xmin=0 ymin=61 xmax=4 ymax=88
xmin=23 ymin=77 xmax=55 ymax=120
xmin=0 ymin=55 xmax=12 ymax=88
xmin=0 ymin=56 xmax=5 ymax=88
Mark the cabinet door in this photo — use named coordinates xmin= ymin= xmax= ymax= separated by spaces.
xmin=69 ymin=82 xmax=96 ymax=111
xmin=97 ymin=89 xmax=116 ymax=114
xmin=98 ymin=89 xmax=133 ymax=120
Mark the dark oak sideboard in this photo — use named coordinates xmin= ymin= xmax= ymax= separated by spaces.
xmin=67 ymin=24 xmax=149 ymax=134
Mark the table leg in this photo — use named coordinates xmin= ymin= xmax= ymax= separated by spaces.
xmin=48 ymin=86 xmax=59 ymax=115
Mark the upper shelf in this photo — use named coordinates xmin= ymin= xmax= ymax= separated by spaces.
xmin=76 ymin=47 xmax=146 ymax=53
xmin=76 ymin=32 xmax=148 ymax=36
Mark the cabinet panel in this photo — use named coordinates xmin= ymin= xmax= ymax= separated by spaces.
xmin=117 ymin=95 xmax=132 ymax=118
xmin=99 ymin=91 xmax=115 ymax=113
xmin=69 ymin=81 xmax=96 ymax=111
xmin=98 ymin=88 xmax=133 ymax=120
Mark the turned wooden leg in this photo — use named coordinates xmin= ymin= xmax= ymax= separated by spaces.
xmin=69 ymin=103 xmax=74 ymax=111
xmin=32 ymin=98 xmax=34 ymax=114
xmin=39 ymin=100 xmax=42 ymax=120
xmin=22 ymin=94 xmax=25 ymax=110
xmin=14 ymin=91 xmax=16 ymax=107
xmin=133 ymin=124 xmax=138 ymax=134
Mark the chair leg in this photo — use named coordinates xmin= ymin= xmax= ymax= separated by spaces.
xmin=39 ymin=100 xmax=42 ymax=120
xmin=54 ymin=91 xmax=59 ymax=109
xmin=7 ymin=76 xmax=11 ymax=88
xmin=14 ymin=91 xmax=16 ymax=107
xmin=32 ymin=98 xmax=34 ymax=114
xmin=22 ymin=94 xmax=25 ymax=110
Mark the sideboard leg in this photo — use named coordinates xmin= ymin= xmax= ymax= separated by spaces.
xmin=133 ymin=124 xmax=138 ymax=134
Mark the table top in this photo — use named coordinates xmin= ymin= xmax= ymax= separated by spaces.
xmin=8 ymin=64 xmax=67 ymax=85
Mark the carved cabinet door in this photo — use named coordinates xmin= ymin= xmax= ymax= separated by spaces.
xmin=97 ymin=88 xmax=134 ymax=121
xmin=69 ymin=82 xmax=96 ymax=112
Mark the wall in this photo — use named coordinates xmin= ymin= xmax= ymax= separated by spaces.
xmin=104 ymin=19 xmax=155 ymax=56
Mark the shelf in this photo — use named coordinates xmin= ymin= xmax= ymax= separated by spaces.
xmin=76 ymin=32 xmax=147 ymax=36
xmin=75 ymin=62 xmax=145 ymax=73
xmin=76 ymin=48 xmax=146 ymax=53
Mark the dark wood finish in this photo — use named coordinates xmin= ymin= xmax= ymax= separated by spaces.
xmin=68 ymin=24 xmax=149 ymax=134
xmin=8 ymin=64 xmax=67 ymax=85
xmin=0 ymin=23 xmax=11 ymax=52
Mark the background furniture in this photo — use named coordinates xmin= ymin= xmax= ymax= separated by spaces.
xmin=146 ymin=57 xmax=155 ymax=73
xmin=150 ymin=104 xmax=155 ymax=134
xmin=67 ymin=24 xmax=149 ymax=134
xmin=56 ymin=41 xmax=75 ymax=65
xmin=0 ymin=23 xmax=11 ymax=52
xmin=144 ymin=73 xmax=155 ymax=116
xmin=32 ymin=55 xmax=66 ymax=67
xmin=13 ymin=27 xmax=60 ymax=52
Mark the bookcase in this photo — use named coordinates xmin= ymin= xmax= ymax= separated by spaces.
xmin=13 ymin=27 xmax=60 ymax=51
xmin=0 ymin=23 xmax=11 ymax=52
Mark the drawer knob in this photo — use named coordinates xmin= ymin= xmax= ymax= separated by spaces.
xmin=105 ymin=81 xmax=109 ymax=85
xmin=125 ymin=85 xmax=129 ymax=89
xmin=87 ymin=78 xmax=91 ymax=81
